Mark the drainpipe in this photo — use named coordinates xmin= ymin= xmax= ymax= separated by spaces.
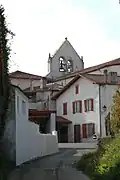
xmin=99 ymin=84 xmax=102 ymax=138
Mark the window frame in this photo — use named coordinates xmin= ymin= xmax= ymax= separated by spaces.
xmin=75 ymin=84 xmax=79 ymax=94
xmin=84 ymin=99 xmax=94 ymax=112
xmin=73 ymin=100 xmax=82 ymax=114
xmin=63 ymin=102 xmax=67 ymax=115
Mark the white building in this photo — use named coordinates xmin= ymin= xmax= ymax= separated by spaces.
xmin=9 ymin=38 xmax=120 ymax=144
xmin=4 ymin=85 xmax=58 ymax=166
xmin=51 ymin=72 xmax=120 ymax=143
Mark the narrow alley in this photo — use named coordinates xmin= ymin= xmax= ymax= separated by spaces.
xmin=8 ymin=149 xmax=93 ymax=180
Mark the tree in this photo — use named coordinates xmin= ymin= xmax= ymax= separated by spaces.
xmin=110 ymin=88 xmax=120 ymax=134
xmin=0 ymin=5 xmax=14 ymax=179
xmin=0 ymin=5 xmax=14 ymax=140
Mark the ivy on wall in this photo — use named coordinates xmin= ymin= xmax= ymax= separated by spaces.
xmin=0 ymin=5 xmax=14 ymax=138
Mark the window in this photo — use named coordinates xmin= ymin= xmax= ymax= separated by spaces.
xmin=67 ymin=60 xmax=73 ymax=72
xmin=82 ymin=123 xmax=95 ymax=138
xmin=59 ymin=57 xmax=66 ymax=72
xmin=84 ymin=99 xmax=94 ymax=112
xmin=75 ymin=85 xmax=79 ymax=94
xmin=87 ymin=123 xmax=95 ymax=137
xmin=63 ymin=102 xmax=67 ymax=115
xmin=72 ymin=100 xmax=82 ymax=114
xmin=17 ymin=96 xmax=19 ymax=113
xmin=22 ymin=100 xmax=26 ymax=114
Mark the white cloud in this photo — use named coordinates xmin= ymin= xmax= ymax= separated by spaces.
xmin=1 ymin=0 xmax=120 ymax=75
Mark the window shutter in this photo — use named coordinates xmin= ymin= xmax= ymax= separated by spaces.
xmin=63 ymin=103 xmax=67 ymax=115
xmin=91 ymin=99 xmax=94 ymax=111
xmin=75 ymin=85 xmax=79 ymax=94
xmin=79 ymin=100 xmax=82 ymax=113
xmin=84 ymin=100 xmax=87 ymax=112
xmin=72 ymin=102 xmax=75 ymax=114
xmin=65 ymin=103 xmax=67 ymax=115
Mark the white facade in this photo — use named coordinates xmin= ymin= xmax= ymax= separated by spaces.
xmin=56 ymin=77 xmax=100 ymax=142
xmin=15 ymin=87 xmax=58 ymax=165
xmin=56 ymin=76 xmax=118 ymax=141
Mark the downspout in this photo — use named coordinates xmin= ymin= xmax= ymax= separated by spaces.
xmin=99 ymin=84 xmax=102 ymax=138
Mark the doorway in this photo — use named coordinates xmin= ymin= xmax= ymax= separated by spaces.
xmin=82 ymin=124 xmax=87 ymax=138
xmin=57 ymin=124 xmax=68 ymax=143
xmin=74 ymin=125 xmax=81 ymax=143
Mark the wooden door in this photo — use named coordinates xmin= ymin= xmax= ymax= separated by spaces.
xmin=74 ymin=125 xmax=81 ymax=143
xmin=60 ymin=125 xmax=68 ymax=143
xmin=82 ymin=124 xmax=87 ymax=138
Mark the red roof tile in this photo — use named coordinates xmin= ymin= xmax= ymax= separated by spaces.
xmin=51 ymin=74 xmax=120 ymax=100
xmin=9 ymin=70 xmax=42 ymax=80
xmin=56 ymin=116 xmax=72 ymax=124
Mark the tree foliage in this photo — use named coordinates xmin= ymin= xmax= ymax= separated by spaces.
xmin=0 ymin=5 xmax=14 ymax=138
xmin=110 ymin=88 xmax=120 ymax=134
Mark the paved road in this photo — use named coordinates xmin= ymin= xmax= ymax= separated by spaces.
xmin=9 ymin=149 xmax=93 ymax=180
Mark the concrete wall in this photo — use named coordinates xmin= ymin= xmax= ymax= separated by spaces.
xmin=56 ymin=77 xmax=100 ymax=140
xmin=15 ymin=88 xmax=58 ymax=166
xmin=89 ymin=65 xmax=120 ymax=75
xmin=47 ymin=39 xmax=84 ymax=79
xmin=58 ymin=142 xmax=97 ymax=149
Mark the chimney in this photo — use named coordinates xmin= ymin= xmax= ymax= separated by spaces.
xmin=108 ymin=72 xmax=117 ymax=84
xmin=30 ymin=79 xmax=34 ymax=91
xmin=49 ymin=53 xmax=51 ymax=59
xmin=103 ymin=69 xmax=108 ymax=83
xmin=81 ymin=56 xmax=83 ymax=61
xmin=40 ymin=77 xmax=47 ymax=89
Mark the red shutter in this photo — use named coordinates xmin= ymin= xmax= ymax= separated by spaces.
xmin=84 ymin=100 xmax=87 ymax=112
xmin=75 ymin=85 xmax=79 ymax=94
xmin=79 ymin=100 xmax=82 ymax=113
xmin=72 ymin=102 xmax=75 ymax=114
xmin=91 ymin=99 xmax=94 ymax=111
xmin=82 ymin=124 xmax=87 ymax=138
xmin=63 ymin=103 xmax=67 ymax=115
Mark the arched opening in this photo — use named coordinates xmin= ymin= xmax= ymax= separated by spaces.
xmin=59 ymin=57 xmax=66 ymax=72
xmin=67 ymin=59 xmax=73 ymax=72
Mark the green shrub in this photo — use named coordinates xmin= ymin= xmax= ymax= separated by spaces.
xmin=76 ymin=137 xmax=120 ymax=180
xmin=96 ymin=136 xmax=120 ymax=176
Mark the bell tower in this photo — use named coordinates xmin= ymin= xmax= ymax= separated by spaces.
xmin=46 ymin=38 xmax=84 ymax=79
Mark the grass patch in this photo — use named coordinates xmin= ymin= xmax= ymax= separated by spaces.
xmin=76 ymin=137 xmax=120 ymax=180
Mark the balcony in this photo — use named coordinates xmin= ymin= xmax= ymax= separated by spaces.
xmin=29 ymin=101 xmax=49 ymax=110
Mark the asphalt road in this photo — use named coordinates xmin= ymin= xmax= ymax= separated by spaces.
xmin=9 ymin=149 xmax=92 ymax=180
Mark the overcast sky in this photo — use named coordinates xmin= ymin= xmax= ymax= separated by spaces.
xmin=1 ymin=0 xmax=120 ymax=76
